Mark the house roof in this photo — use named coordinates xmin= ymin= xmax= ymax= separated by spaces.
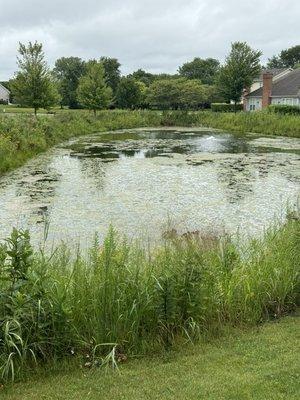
xmin=246 ymin=68 xmax=300 ymax=98
xmin=253 ymin=68 xmax=288 ymax=82
xmin=0 ymin=83 xmax=10 ymax=94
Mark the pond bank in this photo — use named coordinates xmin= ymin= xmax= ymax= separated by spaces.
xmin=1 ymin=110 xmax=300 ymax=176
xmin=0 ymin=217 xmax=299 ymax=383
xmin=1 ymin=127 xmax=299 ymax=247
xmin=3 ymin=311 xmax=299 ymax=399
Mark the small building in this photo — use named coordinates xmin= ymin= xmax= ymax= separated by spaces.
xmin=244 ymin=68 xmax=300 ymax=111
xmin=0 ymin=83 xmax=10 ymax=104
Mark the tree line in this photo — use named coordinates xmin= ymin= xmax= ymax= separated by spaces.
xmin=3 ymin=42 xmax=300 ymax=114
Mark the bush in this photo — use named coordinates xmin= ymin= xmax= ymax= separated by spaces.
xmin=267 ymin=104 xmax=300 ymax=115
xmin=211 ymin=103 xmax=243 ymax=112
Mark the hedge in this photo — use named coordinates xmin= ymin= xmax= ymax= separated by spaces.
xmin=211 ymin=103 xmax=243 ymax=112
xmin=267 ymin=104 xmax=300 ymax=115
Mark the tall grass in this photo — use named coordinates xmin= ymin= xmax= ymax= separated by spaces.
xmin=0 ymin=215 xmax=299 ymax=383
xmin=1 ymin=109 xmax=300 ymax=176
xmin=0 ymin=110 xmax=161 ymax=175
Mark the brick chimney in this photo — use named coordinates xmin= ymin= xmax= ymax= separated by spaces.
xmin=262 ymin=73 xmax=273 ymax=108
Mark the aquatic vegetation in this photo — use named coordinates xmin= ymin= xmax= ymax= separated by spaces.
xmin=0 ymin=216 xmax=299 ymax=382
xmin=0 ymin=127 xmax=299 ymax=246
xmin=1 ymin=109 xmax=300 ymax=176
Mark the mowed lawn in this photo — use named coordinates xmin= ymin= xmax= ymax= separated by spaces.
xmin=0 ymin=105 xmax=70 ymax=114
xmin=2 ymin=313 xmax=299 ymax=400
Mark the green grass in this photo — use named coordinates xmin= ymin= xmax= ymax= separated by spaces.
xmin=0 ymin=215 xmax=299 ymax=384
xmin=0 ymin=105 xmax=66 ymax=114
xmin=0 ymin=110 xmax=161 ymax=175
xmin=2 ymin=313 xmax=299 ymax=400
xmin=194 ymin=110 xmax=300 ymax=137
xmin=1 ymin=109 xmax=300 ymax=176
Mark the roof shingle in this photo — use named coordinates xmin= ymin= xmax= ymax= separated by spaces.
xmin=247 ymin=68 xmax=300 ymax=98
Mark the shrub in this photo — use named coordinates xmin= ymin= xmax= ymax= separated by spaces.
xmin=267 ymin=104 xmax=300 ymax=115
xmin=211 ymin=103 xmax=243 ymax=112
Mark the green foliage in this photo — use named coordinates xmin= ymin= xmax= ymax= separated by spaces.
xmin=147 ymin=78 xmax=217 ymax=109
xmin=2 ymin=314 xmax=299 ymax=399
xmin=1 ymin=109 xmax=300 ymax=176
xmin=116 ymin=77 xmax=145 ymax=109
xmin=129 ymin=69 xmax=155 ymax=86
xmin=77 ymin=62 xmax=113 ymax=114
xmin=147 ymin=79 xmax=183 ymax=109
xmin=211 ymin=103 xmax=243 ymax=112
xmin=267 ymin=45 xmax=300 ymax=68
xmin=266 ymin=55 xmax=285 ymax=69
xmin=100 ymin=57 xmax=121 ymax=95
xmin=180 ymin=80 xmax=209 ymax=109
xmin=10 ymin=42 xmax=59 ymax=114
xmin=179 ymin=57 xmax=220 ymax=84
xmin=54 ymin=57 xmax=86 ymax=108
xmin=267 ymin=104 xmax=300 ymax=115
xmin=0 ymin=110 xmax=162 ymax=174
xmin=217 ymin=42 xmax=262 ymax=105
xmin=0 ymin=216 xmax=299 ymax=383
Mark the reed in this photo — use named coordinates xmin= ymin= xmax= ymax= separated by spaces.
xmin=0 ymin=215 xmax=299 ymax=383
xmin=1 ymin=109 xmax=299 ymax=176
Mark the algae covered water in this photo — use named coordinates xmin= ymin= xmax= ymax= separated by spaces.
xmin=0 ymin=127 xmax=299 ymax=246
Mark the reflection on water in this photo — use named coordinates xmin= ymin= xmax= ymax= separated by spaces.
xmin=0 ymin=127 xmax=299 ymax=247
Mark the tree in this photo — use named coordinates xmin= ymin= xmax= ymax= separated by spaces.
xmin=11 ymin=42 xmax=59 ymax=115
xmin=217 ymin=42 xmax=261 ymax=110
xmin=267 ymin=45 xmax=300 ymax=69
xmin=54 ymin=57 xmax=86 ymax=108
xmin=278 ymin=45 xmax=300 ymax=68
xmin=147 ymin=79 xmax=183 ymax=109
xmin=266 ymin=55 xmax=285 ymax=69
xmin=129 ymin=69 xmax=155 ymax=86
xmin=116 ymin=77 xmax=144 ymax=109
xmin=179 ymin=57 xmax=220 ymax=84
xmin=77 ymin=61 xmax=112 ymax=115
xmin=100 ymin=57 xmax=121 ymax=95
xmin=147 ymin=78 xmax=214 ymax=109
xmin=179 ymin=79 xmax=208 ymax=109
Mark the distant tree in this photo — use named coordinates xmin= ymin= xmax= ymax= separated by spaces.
xmin=217 ymin=42 xmax=261 ymax=110
xmin=77 ymin=61 xmax=112 ymax=115
xmin=179 ymin=57 xmax=220 ymax=84
xmin=204 ymin=84 xmax=225 ymax=104
xmin=11 ymin=41 xmax=59 ymax=115
xmin=279 ymin=45 xmax=300 ymax=68
xmin=267 ymin=45 xmax=300 ymax=68
xmin=147 ymin=78 xmax=183 ymax=109
xmin=266 ymin=55 xmax=285 ymax=69
xmin=100 ymin=57 xmax=121 ymax=95
xmin=147 ymin=78 xmax=215 ymax=109
xmin=116 ymin=77 xmax=145 ymax=109
xmin=179 ymin=79 xmax=208 ymax=109
xmin=129 ymin=69 xmax=155 ymax=86
xmin=54 ymin=57 xmax=86 ymax=108
xmin=153 ymin=73 xmax=180 ymax=80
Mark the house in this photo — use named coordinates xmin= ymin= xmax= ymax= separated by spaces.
xmin=0 ymin=83 xmax=10 ymax=104
xmin=249 ymin=68 xmax=292 ymax=93
xmin=244 ymin=68 xmax=300 ymax=111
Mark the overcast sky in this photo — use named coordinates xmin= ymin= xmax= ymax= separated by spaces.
xmin=0 ymin=0 xmax=299 ymax=80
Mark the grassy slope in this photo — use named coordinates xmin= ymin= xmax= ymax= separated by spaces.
xmin=3 ymin=313 xmax=299 ymax=400
xmin=1 ymin=109 xmax=300 ymax=176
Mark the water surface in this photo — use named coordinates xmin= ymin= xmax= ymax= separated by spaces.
xmin=0 ymin=127 xmax=299 ymax=247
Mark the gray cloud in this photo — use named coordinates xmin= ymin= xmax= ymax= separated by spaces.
xmin=0 ymin=0 xmax=299 ymax=80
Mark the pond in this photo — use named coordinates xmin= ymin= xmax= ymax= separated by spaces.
xmin=0 ymin=127 xmax=299 ymax=247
